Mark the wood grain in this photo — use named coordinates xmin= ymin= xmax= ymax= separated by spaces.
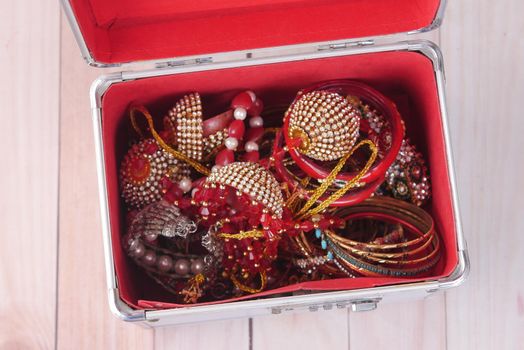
xmin=441 ymin=1 xmax=524 ymax=349
xmin=155 ymin=319 xmax=249 ymax=349
xmin=253 ymin=309 xmax=349 ymax=350
xmin=55 ymin=12 xmax=154 ymax=350
xmin=0 ymin=1 xmax=60 ymax=349
xmin=349 ymin=297 xmax=446 ymax=350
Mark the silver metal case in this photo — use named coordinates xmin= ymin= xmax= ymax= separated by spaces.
xmin=64 ymin=0 xmax=469 ymax=327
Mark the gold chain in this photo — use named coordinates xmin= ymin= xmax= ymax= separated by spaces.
xmin=230 ymin=271 xmax=267 ymax=294
xmin=218 ymin=229 xmax=265 ymax=240
xmin=295 ymin=139 xmax=378 ymax=219
xmin=130 ymin=106 xmax=211 ymax=176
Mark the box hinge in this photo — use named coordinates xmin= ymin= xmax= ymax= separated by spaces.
xmin=155 ymin=56 xmax=213 ymax=69
xmin=318 ymin=40 xmax=374 ymax=51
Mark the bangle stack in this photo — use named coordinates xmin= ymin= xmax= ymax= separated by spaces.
xmin=314 ymin=197 xmax=440 ymax=277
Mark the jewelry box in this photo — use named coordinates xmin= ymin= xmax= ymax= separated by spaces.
xmin=61 ymin=0 xmax=469 ymax=326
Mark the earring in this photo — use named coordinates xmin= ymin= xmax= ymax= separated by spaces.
xmin=286 ymin=90 xmax=360 ymax=161
xmin=119 ymin=138 xmax=191 ymax=208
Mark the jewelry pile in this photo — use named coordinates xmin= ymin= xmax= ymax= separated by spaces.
xmin=119 ymin=80 xmax=437 ymax=305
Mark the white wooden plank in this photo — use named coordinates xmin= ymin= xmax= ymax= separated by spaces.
xmin=441 ymin=0 xmax=524 ymax=349
xmin=252 ymin=309 xmax=349 ymax=350
xmin=0 ymin=1 xmax=60 ymax=349
xmin=56 ymin=13 xmax=154 ymax=349
xmin=155 ymin=319 xmax=249 ymax=349
xmin=349 ymin=297 xmax=446 ymax=350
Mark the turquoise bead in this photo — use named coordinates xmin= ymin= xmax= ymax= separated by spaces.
xmin=315 ymin=228 xmax=322 ymax=239
xmin=321 ymin=239 xmax=327 ymax=250
xmin=327 ymin=251 xmax=334 ymax=261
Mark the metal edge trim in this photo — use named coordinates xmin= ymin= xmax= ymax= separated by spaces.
xmin=407 ymin=40 xmax=470 ymax=288
xmin=144 ymin=280 xmax=437 ymax=322
xmin=120 ymin=41 xmax=410 ymax=82
xmin=60 ymin=0 xmax=95 ymax=66
xmin=91 ymin=75 xmax=145 ymax=322
xmin=60 ymin=0 xmax=121 ymax=68
xmin=408 ymin=0 xmax=448 ymax=34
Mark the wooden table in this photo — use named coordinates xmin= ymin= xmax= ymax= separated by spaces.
xmin=1 ymin=1 xmax=523 ymax=349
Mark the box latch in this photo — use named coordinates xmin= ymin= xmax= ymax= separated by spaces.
xmin=350 ymin=298 xmax=380 ymax=312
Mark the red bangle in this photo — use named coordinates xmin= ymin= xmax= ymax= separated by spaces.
xmin=272 ymin=129 xmax=382 ymax=206
xmin=283 ymin=80 xmax=405 ymax=184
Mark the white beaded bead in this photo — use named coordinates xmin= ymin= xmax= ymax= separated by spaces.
xmin=178 ymin=177 xmax=193 ymax=193
xmin=233 ymin=107 xmax=247 ymax=120
xmin=224 ymin=137 xmax=239 ymax=150
xmin=249 ymin=116 xmax=264 ymax=128
xmin=244 ymin=141 xmax=259 ymax=152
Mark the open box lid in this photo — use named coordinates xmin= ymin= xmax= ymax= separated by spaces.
xmin=62 ymin=0 xmax=446 ymax=67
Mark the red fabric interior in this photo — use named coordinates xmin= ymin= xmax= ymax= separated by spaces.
xmin=100 ymin=49 xmax=458 ymax=309
xmin=68 ymin=0 xmax=441 ymax=64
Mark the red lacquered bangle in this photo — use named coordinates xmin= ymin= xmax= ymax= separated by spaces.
xmin=283 ymin=80 xmax=405 ymax=184
xmin=272 ymin=130 xmax=382 ymax=207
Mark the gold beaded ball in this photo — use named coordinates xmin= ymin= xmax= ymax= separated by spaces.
xmin=287 ymin=90 xmax=361 ymax=161
xmin=206 ymin=162 xmax=285 ymax=218
xmin=120 ymin=139 xmax=190 ymax=209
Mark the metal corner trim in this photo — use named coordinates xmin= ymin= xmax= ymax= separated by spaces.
xmin=409 ymin=0 xmax=448 ymax=34
xmin=89 ymin=74 xmax=122 ymax=109
xmin=438 ymin=249 xmax=470 ymax=289
xmin=108 ymin=288 xmax=146 ymax=322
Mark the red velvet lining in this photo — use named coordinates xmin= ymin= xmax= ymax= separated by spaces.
xmin=100 ymin=49 xmax=458 ymax=309
xmin=68 ymin=0 xmax=441 ymax=64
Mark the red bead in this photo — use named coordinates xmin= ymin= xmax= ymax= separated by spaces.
xmin=143 ymin=141 xmax=159 ymax=155
xmin=178 ymin=198 xmax=193 ymax=209
xmin=231 ymin=91 xmax=255 ymax=109
xmin=159 ymin=177 xmax=174 ymax=191
xmin=260 ymin=213 xmax=272 ymax=227
xmin=129 ymin=157 xmax=150 ymax=182
xmin=300 ymin=221 xmax=314 ymax=231
xmin=243 ymin=151 xmax=260 ymax=162
xmin=228 ymin=120 xmax=246 ymax=140
xmin=215 ymin=149 xmax=235 ymax=166
xmin=164 ymin=185 xmax=182 ymax=203
xmin=319 ymin=219 xmax=331 ymax=230
xmin=245 ymin=127 xmax=264 ymax=143
xmin=270 ymin=219 xmax=283 ymax=231
xmin=248 ymin=98 xmax=264 ymax=116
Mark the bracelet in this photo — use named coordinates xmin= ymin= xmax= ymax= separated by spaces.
xmin=273 ymin=128 xmax=383 ymax=209
xmin=313 ymin=197 xmax=441 ymax=277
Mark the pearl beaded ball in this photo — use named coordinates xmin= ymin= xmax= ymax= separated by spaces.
xmin=286 ymin=91 xmax=361 ymax=161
